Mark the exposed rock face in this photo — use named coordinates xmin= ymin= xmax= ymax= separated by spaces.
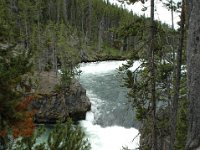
xmin=32 ymin=80 xmax=91 ymax=123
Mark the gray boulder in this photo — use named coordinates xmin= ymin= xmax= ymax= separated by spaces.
xmin=32 ymin=80 xmax=91 ymax=124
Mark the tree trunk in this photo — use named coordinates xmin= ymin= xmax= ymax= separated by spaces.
xmin=186 ymin=0 xmax=200 ymax=150
xmin=87 ymin=0 xmax=92 ymax=40
xmin=170 ymin=0 xmax=185 ymax=149
xmin=171 ymin=0 xmax=174 ymax=29
xmin=0 ymin=115 xmax=6 ymax=150
xmin=97 ymin=18 xmax=104 ymax=52
xmin=63 ymin=0 xmax=68 ymax=23
xmin=149 ymin=0 xmax=157 ymax=149
xmin=122 ymin=36 xmax=128 ymax=51
xmin=57 ymin=0 xmax=61 ymax=23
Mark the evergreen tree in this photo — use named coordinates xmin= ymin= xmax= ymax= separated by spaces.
xmin=10 ymin=119 xmax=90 ymax=150
xmin=170 ymin=0 xmax=185 ymax=149
xmin=118 ymin=0 xmax=187 ymax=149
xmin=0 ymin=45 xmax=33 ymax=149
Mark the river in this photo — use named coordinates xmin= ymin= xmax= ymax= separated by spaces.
xmin=78 ymin=61 xmax=140 ymax=150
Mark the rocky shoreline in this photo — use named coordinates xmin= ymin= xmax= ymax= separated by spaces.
xmin=81 ymin=55 xmax=129 ymax=63
xmin=30 ymin=73 xmax=91 ymax=124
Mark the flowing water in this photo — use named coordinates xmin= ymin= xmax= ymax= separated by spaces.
xmin=78 ymin=61 xmax=141 ymax=150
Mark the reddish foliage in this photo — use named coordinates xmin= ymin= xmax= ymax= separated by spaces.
xmin=0 ymin=130 xmax=7 ymax=137
xmin=12 ymin=95 xmax=36 ymax=139
xmin=13 ymin=117 xmax=35 ymax=139
xmin=16 ymin=96 xmax=35 ymax=111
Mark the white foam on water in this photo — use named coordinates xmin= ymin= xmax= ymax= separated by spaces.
xmin=129 ymin=61 xmax=142 ymax=72
xmin=86 ymin=90 xmax=104 ymax=123
xmin=79 ymin=61 xmax=141 ymax=150
xmin=80 ymin=120 xmax=140 ymax=150
xmin=79 ymin=61 xmax=126 ymax=74
xmin=80 ymin=93 xmax=140 ymax=150
xmin=79 ymin=60 xmax=142 ymax=75
xmin=80 ymin=91 xmax=140 ymax=150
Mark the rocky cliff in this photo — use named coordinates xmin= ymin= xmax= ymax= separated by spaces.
xmin=30 ymin=72 xmax=91 ymax=124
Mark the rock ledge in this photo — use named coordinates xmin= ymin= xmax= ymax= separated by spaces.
xmin=32 ymin=80 xmax=91 ymax=123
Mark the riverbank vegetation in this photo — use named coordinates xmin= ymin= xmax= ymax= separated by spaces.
xmin=119 ymin=0 xmax=199 ymax=150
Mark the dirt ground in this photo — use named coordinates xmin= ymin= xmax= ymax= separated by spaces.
xmin=36 ymin=71 xmax=60 ymax=94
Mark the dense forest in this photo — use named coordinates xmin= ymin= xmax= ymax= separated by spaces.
xmin=0 ymin=0 xmax=200 ymax=149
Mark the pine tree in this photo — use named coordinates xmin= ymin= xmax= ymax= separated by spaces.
xmin=10 ymin=119 xmax=90 ymax=150
xmin=170 ymin=0 xmax=185 ymax=149
xmin=0 ymin=45 xmax=33 ymax=149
